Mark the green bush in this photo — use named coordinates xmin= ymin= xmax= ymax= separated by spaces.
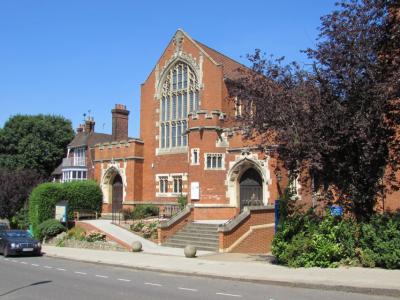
xmin=130 ymin=221 xmax=145 ymax=232
xmin=28 ymin=180 xmax=102 ymax=238
xmin=359 ymin=214 xmax=400 ymax=269
xmin=67 ymin=227 xmax=86 ymax=241
xmin=132 ymin=204 xmax=159 ymax=220
xmin=272 ymin=203 xmax=400 ymax=269
xmin=11 ymin=207 xmax=30 ymax=230
xmin=37 ymin=219 xmax=66 ymax=241
xmin=85 ymin=231 xmax=106 ymax=242
xmin=177 ymin=195 xmax=187 ymax=210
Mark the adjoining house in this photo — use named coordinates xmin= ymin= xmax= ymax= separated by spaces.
xmin=54 ymin=29 xmax=400 ymax=252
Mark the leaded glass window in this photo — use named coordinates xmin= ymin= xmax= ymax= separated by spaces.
xmin=159 ymin=62 xmax=199 ymax=149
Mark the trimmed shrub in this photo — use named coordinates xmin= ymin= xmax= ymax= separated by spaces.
xmin=132 ymin=204 xmax=159 ymax=220
xmin=37 ymin=219 xmax=66 ymax=241
xmin=29 ymin=180 xmax=102 ymax=238
xmin=29 ymin=182 xmax=64 ymax=238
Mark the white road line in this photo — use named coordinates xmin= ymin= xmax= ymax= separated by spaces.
xmin=31 ymin=264 xmax=40 ymax=267
xmin=20 ymin=261 xmax=28 ymax=264
xmin=216 ymin=292 xmax=242 ymax=298
xmin=56 ymin=268 xmax=66 ymax=271
xmin=95 ymin=275 xmax=108 ymax=278
xmin=178 ymin=287 xmax=198 ymax=292
xmin=4 ymin=258 xmax=9 ymax=261
xmin=145 ymin=282 xmax=162 ymax=287
xmin=117 ymin=278 xmax=131 ymax=282
xmin=74 ymin=271 xmax=87 ymax=275
xmin=12 ymin=260 xmax=18 ymax=263
xmin=44 ymin=266 xmax=52 ymax=269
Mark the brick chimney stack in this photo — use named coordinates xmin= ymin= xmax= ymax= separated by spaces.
xmin=76 ymin=124 xmax=84 ymax=133
xmin=84 ymin=117 xmax=95 ymax=133
xmin=112 ymin=104 xmax=129 ymax=141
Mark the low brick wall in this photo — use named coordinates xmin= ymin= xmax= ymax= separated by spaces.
xmin=193 ymin=206 xmax=238 ymax=220
xmin=157 ymin=206 xmax=194 ymax=245
xmin=218 ymin=206 xmax=275 ymax=254
xmin=75 ymin=221 xmax=131 ymax=250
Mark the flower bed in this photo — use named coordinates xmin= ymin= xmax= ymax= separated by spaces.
xmin=47 ymin=227 xmax=127 ymax=252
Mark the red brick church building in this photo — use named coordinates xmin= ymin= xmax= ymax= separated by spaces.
xmin=56 ymin=29 xmax=399 ymax=252
xmin=91 ymin=29 xmax=292 ymax=219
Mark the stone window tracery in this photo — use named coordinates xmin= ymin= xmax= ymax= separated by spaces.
xmin=159 ymin=62 xmax=199 ymax=150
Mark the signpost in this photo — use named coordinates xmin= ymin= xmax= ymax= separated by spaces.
xmin=55 ymin=200 xmax=68 ymax=224
xmin=330 ymin=205 xmax=343 ymax=217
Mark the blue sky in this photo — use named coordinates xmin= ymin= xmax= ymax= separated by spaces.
xmin=0 ymin=0 xmax=337 ymax=137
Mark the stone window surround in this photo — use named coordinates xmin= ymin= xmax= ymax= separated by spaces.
xmin=155 ymin=173 xmax=188 ymax=198
xmin=204 ymin=153 xmax=225 ymax=170
xmin=190 ymin=148 xmax=200 ymax=165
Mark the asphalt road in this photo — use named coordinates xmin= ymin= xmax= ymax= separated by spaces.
xmin=0 ymin=255 xmax=397 ymax=300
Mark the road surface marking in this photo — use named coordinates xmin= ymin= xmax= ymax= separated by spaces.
xmin=145 ymin=282 xmax=162 ymax=287
xmin=12 ymin=260 xmax=18 ymax=263
xmin=74 ymin=271 xmax=87 ymax=275
xmin=20 ymin=261 xmax=28 ymax=264
xmin=95 ymin=275 xmax=108 ymax=278
xmin=178 ymin=287 xmax=198 ymax=292
xmin=44 ymin=266 xmax=52 ymax=269
xmin=117 ymin=278 xmax=131 ymax=282
xmin=56 ymin=268 xmax=66 ymax=271
xmin=4 ymin=258 xmax=9 ymax=261
xmin=31 ymin=264 xmax=40 ymax=267
xmin=216 ymin=292 xmax=242 ymax=298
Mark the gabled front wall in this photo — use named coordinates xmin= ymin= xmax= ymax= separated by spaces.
xmin=138 ymin=30 xmax=283 ymax=219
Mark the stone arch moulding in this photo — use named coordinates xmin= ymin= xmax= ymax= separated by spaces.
xmin=100 ymin=161 xmax=128 ymax=204
xmin=155 ymin=51 xmax=204 ymax=99
xmin=226 ymin=154 xmax=271 ymax=208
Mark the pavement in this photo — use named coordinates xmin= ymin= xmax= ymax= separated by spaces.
xmin=42 ymin=245 xmax=400 ymax=298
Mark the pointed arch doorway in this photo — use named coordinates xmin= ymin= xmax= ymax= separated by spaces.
xmin=111 ymin=174 xmax=123 ymax=222
xmin=239 ymin=168 xmax=263 ymax=211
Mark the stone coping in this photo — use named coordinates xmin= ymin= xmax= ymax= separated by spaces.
xmin=158 ymin=205 xmax=193 ymax=229
xmin=218 ymin=205 xmax=274 ymax=233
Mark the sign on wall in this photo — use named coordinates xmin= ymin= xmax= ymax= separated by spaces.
xmin=55 ymin=200 xmax=68 ymax=223
xmin=191 ymin=182 xmax=200 ymax=200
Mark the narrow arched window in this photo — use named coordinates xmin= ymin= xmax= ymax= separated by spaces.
xmin=159 ymin=62 xmax=199 ymax=149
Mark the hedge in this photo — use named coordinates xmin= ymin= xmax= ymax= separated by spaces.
xmin=29 ymin=180 xmax=102 ymax=238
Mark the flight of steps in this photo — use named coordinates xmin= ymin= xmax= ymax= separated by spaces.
xmin=163 ymin=222 xmax=219 ymax=252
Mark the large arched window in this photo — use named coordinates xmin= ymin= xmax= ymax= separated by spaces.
xmin=159 ymin=62 xmax=199 ymax=149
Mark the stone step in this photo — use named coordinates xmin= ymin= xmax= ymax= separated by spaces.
xmin=179 ymin=228 xmax=218 ymax=234
xmin=183 ymin=226 xmax=218 ymax=232
xmin=186 ymin=224 xmax=219 ymax=229
xmin=167 ymin=236 xmax=219 ymax=244
xmin=163 ymin=241 xmax=218 ymax=252
xmin=175 ymin=232 xmax=219 ymax=240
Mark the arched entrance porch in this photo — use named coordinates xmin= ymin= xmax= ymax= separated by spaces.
xmin=226 ymin=156 xmax=270 ymax=210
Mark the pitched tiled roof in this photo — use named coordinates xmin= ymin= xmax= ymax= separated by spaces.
xmin=195 ymin=40 xmax=247 ymax=80
xmin=68 ymin=132 xmax=112 ymax=148
xmin=51 ymin=162 xmax=63 ymax=175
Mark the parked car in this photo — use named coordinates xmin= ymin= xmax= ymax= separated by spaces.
xmin=0 ymin=223 xmax=10 ymax=231
xmin=0 ymin=230 xmax=41 ymax=257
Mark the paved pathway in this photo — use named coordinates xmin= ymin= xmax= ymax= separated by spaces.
xmin=82 ymin=219 xmax=212 ymax=256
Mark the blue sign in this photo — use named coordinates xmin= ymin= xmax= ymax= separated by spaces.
xmin=330 ymin=205 xmax=343 ymax=217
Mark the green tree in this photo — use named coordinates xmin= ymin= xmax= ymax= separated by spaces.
xmin=0 ymin=114 xmax=74 ymax=177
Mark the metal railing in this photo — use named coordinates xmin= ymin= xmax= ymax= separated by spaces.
xmin=62 ymin=157 xmax=86 ymax=167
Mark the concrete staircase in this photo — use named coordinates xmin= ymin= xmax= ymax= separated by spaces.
xmin=163 ymin=222 xmax=219 ymax=252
